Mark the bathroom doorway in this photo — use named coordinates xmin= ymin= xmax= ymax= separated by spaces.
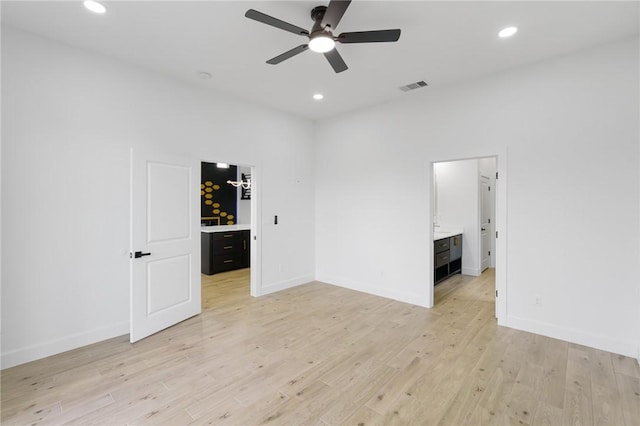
xmin=431 ymin=156 xmax=500 ymax=317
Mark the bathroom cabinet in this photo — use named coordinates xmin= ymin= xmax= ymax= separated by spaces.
xmin=201 ymin=228 xmax=250 ymax=275
xmin=434 ymin=234 xmax=462 ymax=284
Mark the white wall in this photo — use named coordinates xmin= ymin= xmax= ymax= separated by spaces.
xmin=315 ymin=37 xmax=639 ymax=357
xmin=434 ymin=159 xmax=480 ymax=275
xmin=1 ymin=28 xmax=316 ymax=368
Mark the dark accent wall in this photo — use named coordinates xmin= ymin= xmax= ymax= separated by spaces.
xmin=201 ymin=162 xmax=237 ymax=225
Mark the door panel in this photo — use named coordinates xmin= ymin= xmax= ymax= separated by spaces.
xmin=147 ymin=162 xmax=191 ymax=243
xmin=147 ymin=255 xmax=192 ymax=314
xmin=130 ymin=149 xmax=200 ymax=343
xmin=480 ymin=176 xmax=491 ymax=271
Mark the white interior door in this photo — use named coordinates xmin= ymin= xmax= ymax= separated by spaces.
xmin=130 ymin=149 xmax=201 ymax=343
xmin=480 ymin=175 xmax=491 ymax=272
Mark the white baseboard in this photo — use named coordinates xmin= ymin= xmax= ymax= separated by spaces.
xmin=506 ymin=315 xmax=637 ymax=359
xmin=316 ymin=274 xmax=430 ymax=308
xmin=462 ymin=267 xmax=481 ymax=277
xmin=1 ymin=321 xmax=129 ymax=370
xmin=257 ymin=274 xmax=314 ymax=296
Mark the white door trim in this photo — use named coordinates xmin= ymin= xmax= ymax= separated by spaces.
xmin=494 ymin=153 xmax=507 ymax=323
xmin=249 ymin=164 xmax=261 ymax=297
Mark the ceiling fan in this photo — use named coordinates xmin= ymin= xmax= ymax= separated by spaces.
xmin=245 ymin=0 xmax=401 ymax=73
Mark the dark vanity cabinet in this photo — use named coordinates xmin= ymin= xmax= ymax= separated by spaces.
xmin=434 ymin=234 xmax=462 ymax=284
xmin=201 ymin=230 xmax=250 ymax=275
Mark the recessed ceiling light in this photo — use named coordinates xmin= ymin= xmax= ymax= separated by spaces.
xmin=83 ymin=0 xmax=106 ymax=14
xmin=313 ymin=93 xmax=324 ymax=101
xmin=498 ymin=26 xmax=518 ymax=38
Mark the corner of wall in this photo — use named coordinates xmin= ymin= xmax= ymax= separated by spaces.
xmin=257 ymin=274 xmax=315 ymax=297
xmin=316 ymin=274 xmax=430 ymax=308
xmin=461 ymin=268 xmax=482 ymax=277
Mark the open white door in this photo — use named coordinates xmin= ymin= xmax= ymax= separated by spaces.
xmin=130 ymin=149 xmax=201 ymax=343
xmin=480 ymin=175 xmax=491 ymax=272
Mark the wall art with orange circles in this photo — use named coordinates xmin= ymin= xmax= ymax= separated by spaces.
xmin=201 ymin=162 xmax=238 ymax=226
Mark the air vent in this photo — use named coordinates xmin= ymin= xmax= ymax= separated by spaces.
xmin=400 ymin=80 xmax=428 ymax=92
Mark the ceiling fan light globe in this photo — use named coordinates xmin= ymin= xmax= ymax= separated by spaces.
xmin=83 ymin=0 xmax=106 ymax=14
xmin=309 ymin=36 xmax=335 ymax=53
xmin=498 ymin=26 xmax=518 ymax=38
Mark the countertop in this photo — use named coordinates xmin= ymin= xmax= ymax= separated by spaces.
xmin=434 ymin=229 xmax=463 ymax=241
xmin=201 ymin=224 xmax=251 ymax=233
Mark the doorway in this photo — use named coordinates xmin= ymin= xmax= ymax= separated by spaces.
xmin=431 ymin=155 xmax=503 ymax=319
xmin=200 ymin=160 xmax=257 ymax=309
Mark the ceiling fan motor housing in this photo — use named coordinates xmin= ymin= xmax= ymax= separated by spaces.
xmin=311 ymin=6 xmax=327 ymax=22
xmin=311 ymin=6 xmax=328 ymax=33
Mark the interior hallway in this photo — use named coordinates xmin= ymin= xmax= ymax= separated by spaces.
xmin=2 ymin=270 xmax=639 ymax=425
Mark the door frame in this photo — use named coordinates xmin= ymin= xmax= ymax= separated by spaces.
xmin=428 ymin=152 xmax=507 ymax=323
xmin=200 ymin=158 xmax=261 ymax=297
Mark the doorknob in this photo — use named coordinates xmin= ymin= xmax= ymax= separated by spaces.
xmin=132 ymin=251 xmax=151 ymax=259
xmin=481 ymin=228 xmax=486 ymax=231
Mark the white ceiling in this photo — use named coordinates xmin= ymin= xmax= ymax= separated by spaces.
xmin=2 ymin=1 xmax=638 ymax=120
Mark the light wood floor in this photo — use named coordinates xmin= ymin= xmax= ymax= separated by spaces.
xmin=2 ymin=270 xmax=640 ymax=425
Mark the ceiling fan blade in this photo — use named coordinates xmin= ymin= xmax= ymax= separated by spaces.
xmin=321 ymin=0 xmax=351 ymax=30
xmin=266 ymin=44 xmax=309 ymax=65
xmin=245 ymin=9 xmax=309 ymax=36
xmin=324 ymin=48 xmax=348 ymax=73
xmin=337 ymin=29 xmax=401 ymax=43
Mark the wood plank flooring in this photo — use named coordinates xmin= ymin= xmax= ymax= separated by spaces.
xmin=2 ymin=269 xmax=640 ymax=425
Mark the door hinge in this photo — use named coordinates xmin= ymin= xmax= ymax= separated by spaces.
xmin=495 ymin=290 xmax=498 ymax=298
xmin=488 ymin=186 xmax=491 ymax=191
xmin=488 ymin=250 xmax=491 ymax=256
xmin=488 ymin=218 xmax=491 ymax=224
xmin=496 ymin=172 xmax=499 ymax=179
xmin=495 ymin=231 xmax=499 ymax=238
